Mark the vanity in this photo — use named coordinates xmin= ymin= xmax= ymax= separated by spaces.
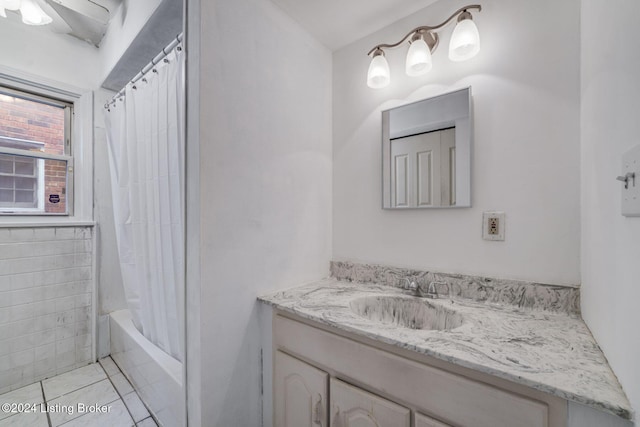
xmin=258 ymin=262 xmax=632 ymax=427
xmin=257 ymin=89 xmax=632 ymax=427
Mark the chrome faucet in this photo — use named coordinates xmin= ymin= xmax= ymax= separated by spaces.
xmin=426 ymin=281 xmax=450 ymax=299
xmin=401 ymin=278 xmax=420 ymax=296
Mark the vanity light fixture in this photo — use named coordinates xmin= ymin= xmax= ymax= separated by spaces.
xmin=0 ymin=0 xmax=52 ymax=26
xmin=366 ymin=4 xmax=482 ymax=89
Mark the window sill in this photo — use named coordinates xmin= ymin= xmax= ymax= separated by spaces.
xmin=0 ymin=219 xmax=95 ymax=228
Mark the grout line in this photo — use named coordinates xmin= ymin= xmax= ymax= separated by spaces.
xmin=107 ymin=356 xmax=158 ymax=427
xmin=104 ymin=360 xmax=137 ymax=425
xmin=44 ymin=364 xmax=109 ymax=401
xmin=48 ymin=377 xmax=116 ymax=403
xmin=0 ymin=264 xmax=93 ymax=279
xmin=47 ymin=365 xmax=122 ymax=427
xmin=40 ymin=381 xmax=52 ymax=427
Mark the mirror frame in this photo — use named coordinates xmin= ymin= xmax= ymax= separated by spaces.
xmin=382 ymin=87 xmax=472 ymax=209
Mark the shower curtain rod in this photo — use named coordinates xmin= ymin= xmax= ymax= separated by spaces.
xmin=105 ymin=33 xmax=184 ymax=110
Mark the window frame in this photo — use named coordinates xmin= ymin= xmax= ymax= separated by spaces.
xmin=0 ymin=86 xmax=74 ymax=216
xmin=0 ymin=65 xmax=93 ymax=225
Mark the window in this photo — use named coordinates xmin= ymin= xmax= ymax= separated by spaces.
xmin=0 ymin=86 xmax=73 ymax=215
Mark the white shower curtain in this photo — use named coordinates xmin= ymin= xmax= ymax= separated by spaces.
xmin=104 ymin=47 xmax=185 ymax=361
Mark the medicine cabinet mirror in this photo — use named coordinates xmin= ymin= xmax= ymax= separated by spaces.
xmin=382 ymin=87 xmax=472 ymax=209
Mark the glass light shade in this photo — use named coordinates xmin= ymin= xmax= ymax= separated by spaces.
xmin=20 ymin=0 xmax=52 ymax=25
xmin=448 ymin=18 xmax=480 ymax=62
xmin=367 ymin=53 xmax=390 ymax=89
xmin=1 ymin=0 xmax=21 ymax=11
xmin=405 ymin=38 xmax=432 ymax=76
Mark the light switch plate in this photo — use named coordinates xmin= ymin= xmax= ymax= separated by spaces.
xmin=621 ymin=145 xmax=640 ymax=217
xmin=483 ymin=211 xmax=505 ymax=241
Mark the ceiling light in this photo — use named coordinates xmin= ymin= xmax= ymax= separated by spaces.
xmin=366 ymin=4 xmax=482 ymax=89
xmin=20 ymin=0 xmax=52 ymax=25
xmin=0 ymin=0 xmax=53 ymax=25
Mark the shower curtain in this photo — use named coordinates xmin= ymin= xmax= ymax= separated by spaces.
xmin=104 ymin=47 xmax=185 ymax=361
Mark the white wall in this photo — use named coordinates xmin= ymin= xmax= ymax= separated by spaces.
xmin=581 ymin=0 xmax=640 ymax=419
xmin=333 ymin=0 xmax=581 ymax=285
xmin=0 ymin=17 xmax=101 ymax=89
xmin=187 ymin=0 xmax=332 ymax=425
xmin=98 ymin=0 xmax=163 ymax=83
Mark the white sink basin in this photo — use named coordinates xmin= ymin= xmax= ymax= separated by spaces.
xmin=349 ymin=296 xmax=464 ymax=331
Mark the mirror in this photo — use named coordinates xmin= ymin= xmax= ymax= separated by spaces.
xmin=382 ymin=87 xmax=472 ymax=209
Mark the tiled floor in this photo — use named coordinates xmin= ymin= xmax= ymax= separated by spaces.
xmin=0 ymin=357 xmax=156 ymax=427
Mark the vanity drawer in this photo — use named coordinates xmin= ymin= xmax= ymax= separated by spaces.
xmin=275 ymin=314 xmax=553 ymax=427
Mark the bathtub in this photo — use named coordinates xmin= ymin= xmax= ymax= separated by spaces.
xmin=109 ymin=310 xmax=184 ymax=427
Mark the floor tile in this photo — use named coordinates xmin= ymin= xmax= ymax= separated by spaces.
xmin=0 ymin=383 xmax=43 ymax=421
xmin=0 ymin=410 xmax=48 ymax=427
xmin=122 ymin=392 xmax=149 ymax=423
xmin=43 ymin=364 xmax=106 ymax=400
xmin=58 ymin=399 xmax=133 ymax=427
xmin=110 ymin=373 xmax=134 ymax=396
xmin=136 ymin=417 xmax=158 ymax=427
xmin=98 ymin=357 xmax=120 ymax=377
xmin=48 ymin=379 xmax=120 ymax=427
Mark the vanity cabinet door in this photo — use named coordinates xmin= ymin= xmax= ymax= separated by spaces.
xmin=330 ymin=378 xmax=410 ymax=427
xmin=415 ymin=412 xmax=452 ymax=427
xmin=275 ymin=351 xmax=328 ymax=427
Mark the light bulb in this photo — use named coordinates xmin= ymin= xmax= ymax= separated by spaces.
xmin=20 ymin=0 xmax=52 ymax=25
xmin=448 ymin=17 xmax=480 ymax=62
xmin=1 ymin=0 xmax=21 ymax=11
xmin=405 ymin=37 xmax=432 ymax=76
xmin=367 ymin=51 xmax=390 ymax=89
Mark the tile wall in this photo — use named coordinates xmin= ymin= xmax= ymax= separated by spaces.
xmin=0 ymin=226 xmax=94 ymax=394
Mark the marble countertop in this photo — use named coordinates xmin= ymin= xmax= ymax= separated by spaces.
xmin=259 ymin=278 xmax=632 ymax=420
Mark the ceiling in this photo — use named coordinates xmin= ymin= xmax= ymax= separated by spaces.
xmin=2 ymin=0 xmax=122 ymax=46
xmin=270 ymin=0 xmax=439 ymax=51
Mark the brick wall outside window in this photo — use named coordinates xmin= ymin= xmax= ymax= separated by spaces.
xmin=0 ymin=93 xmax=68 ymax=213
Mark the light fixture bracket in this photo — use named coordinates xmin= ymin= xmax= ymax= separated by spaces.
xmin=411 ymin=30 xmax=439 ymax=53
xmin=457 ymin=10 xmax=473 ymax=22
xmin=366 ymin=4 xmax=481 ymax=57
xmin=366 ymin=4 xmax=481 ymax=88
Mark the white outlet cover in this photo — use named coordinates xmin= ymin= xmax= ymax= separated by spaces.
xmin=621 ymin=145 xmax=640 ymax=217
xmin=483 ymin=211 xmax=505 ymax=241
